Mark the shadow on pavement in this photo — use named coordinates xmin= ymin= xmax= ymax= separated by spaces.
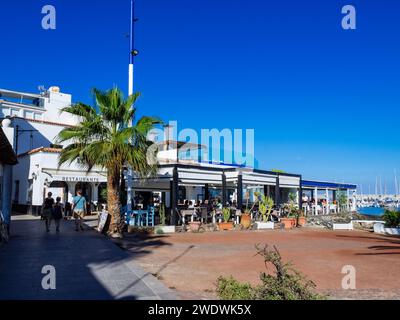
xmin=0 ymin=217 xmax=174 ymax=300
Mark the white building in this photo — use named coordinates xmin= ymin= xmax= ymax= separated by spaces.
xmin=0 ymin=87 xmax=303 ymax=218
xmin=1 ymin=87 xmax=357 ymax=222
xmin=0 ymin=87 xmax=107 ymax=215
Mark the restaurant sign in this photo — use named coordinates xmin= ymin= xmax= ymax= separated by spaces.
xmin=52 ymin=175 xmax=105 ymax=183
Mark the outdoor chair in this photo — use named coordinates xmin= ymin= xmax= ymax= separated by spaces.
xmin=144 ymin=206 xmax=155 ymax=227
xmin=199 ymin=207 xmax=209 ymax=223
xmin=175 ymin=208 xmax=187 ymax=233
xmin=180 ymin=209 xmax=195 ymax=223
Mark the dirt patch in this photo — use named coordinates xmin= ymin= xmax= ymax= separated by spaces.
xmin=118 ymin=228 xmax=400 ymax=300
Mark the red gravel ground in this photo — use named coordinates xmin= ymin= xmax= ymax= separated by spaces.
xmin=118 ymin=228 xmax=400 ymax=300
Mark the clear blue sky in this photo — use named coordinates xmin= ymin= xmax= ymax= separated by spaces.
xmin=1 ymin=0 xmax=400 ymax=193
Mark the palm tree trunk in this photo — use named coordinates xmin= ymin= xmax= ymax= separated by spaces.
xmin=107 ymin=169 xmax=121 ymax=234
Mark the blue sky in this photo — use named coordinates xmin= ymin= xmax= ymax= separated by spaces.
xmin=1 ymin=0 xmax=400 ymax=193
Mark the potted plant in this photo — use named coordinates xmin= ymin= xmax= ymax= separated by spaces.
xmin=240 ymin=210 xmax=252 ymax=229
xmin=375 ymin=210 xmax=400 ymax=235
xmin=154 ymin=205 xmax=175 ymax=234
xmin=280 ymin=193 xmax=298 ymax=229
xmin=295 ymin=209 xmax=306 ymax=227
xmin=240 ymin=191 xmax=252 ymax=229
xmin=219 ymin=207 xmax=234 ymax=231
xmin=255 ymin=195 xmax=275 ymax=230
xmin=280 ymin=215 xmax=295 ymax=229
xmin=240 ymin=191 xmax=260 ymax=229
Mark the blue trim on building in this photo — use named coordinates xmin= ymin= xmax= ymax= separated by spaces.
xmin=302 ymin=180 xmax=357 ymax=190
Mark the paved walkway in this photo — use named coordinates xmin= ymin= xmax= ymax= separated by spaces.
xmin=0 ymin=216 xmax=176 ymax=300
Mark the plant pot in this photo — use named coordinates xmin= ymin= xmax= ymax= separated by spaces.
xmin=297 ymin=216 xmax=306 ymax=227
xmin=332 ymin=222 xmax=353 ymax=230
xmin=255 ymin=221 xmax=274 ymax=230
xmin=154 ymin=225 xmax=176 ymax=234
xmin=188 ymin=221 xmax=201 ymax=232
xmin=240 ymin=214 xmax=252 ymax=229
xmin=218 ymin=221 xmax=234 ymax=231
xmin=280 ymin=217 xmax=296 ymax=229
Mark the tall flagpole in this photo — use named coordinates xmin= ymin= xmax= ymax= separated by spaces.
xmin=127 ymin=0 xmax=135 ymax=213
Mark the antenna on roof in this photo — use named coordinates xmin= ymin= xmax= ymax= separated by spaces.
xmin=38 ymin=85 xmax=47 ymax=95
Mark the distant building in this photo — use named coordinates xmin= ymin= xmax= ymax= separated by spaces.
xmin=0 ymin=87 xmax=107 ymax=215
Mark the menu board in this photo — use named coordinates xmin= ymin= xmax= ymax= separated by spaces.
xmin=97 ymin=210 xmax=109 ymax=233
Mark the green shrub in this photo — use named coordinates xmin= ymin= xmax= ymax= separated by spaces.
xmin=383 ymin=210 xmax=400 ymax=228
xmin=216 ymin=276 xmax=254 ymax=300
xmin=216 ymin=244 xmax=325 ymax=300
xmin=159 ymin=205 xmax=166 ymax=226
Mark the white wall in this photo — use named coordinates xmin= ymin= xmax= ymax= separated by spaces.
xmin=11 ymin=118 xmax=68 ymax=155
xmin=42 ymin=91 xmax=78 ymax=126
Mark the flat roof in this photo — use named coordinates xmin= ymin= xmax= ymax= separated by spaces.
xmin=157 ymin=140 xmax=207 ymax=149
xmin=302 ymin=180 xmax=357 ymax=190
xmin=0 ymin=89 xmax=41 ymax=100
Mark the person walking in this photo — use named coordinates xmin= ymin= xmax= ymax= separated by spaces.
xmin=51 ymin=197 xmax=64 ymax=232
xmin=64 ymin=201 xmax=72 ymax=220
xmin=72 ymin=190 xmax=87 ymax=232
xmin=42 ymin=192 xmax=55 ymax=232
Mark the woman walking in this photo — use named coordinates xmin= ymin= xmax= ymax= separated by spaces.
xmin=42 ymin=192 xmax=54 ymax=232
xmin=72 ymin=190 xmax=87 ymax=232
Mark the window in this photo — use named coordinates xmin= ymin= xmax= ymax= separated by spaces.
xmin=0 ymin=107 xmax=11 ymax=117
xmin=13 ymin=180 xmax=20 ymax=204
xmin=24 ymin=110 xmax=34 ymax=119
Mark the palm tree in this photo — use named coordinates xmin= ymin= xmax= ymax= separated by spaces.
xmin=57 ymin=87 xmax=161 ymax=235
